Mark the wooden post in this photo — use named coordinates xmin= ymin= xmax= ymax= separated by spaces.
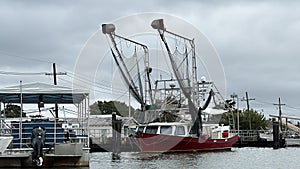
xmin=273 ymin=118 xmax=279 ymax=149
xmin=112 ymin=112 xmax=121 ymax=160
xmin=245 ymin=92 xmax=251 ymax=130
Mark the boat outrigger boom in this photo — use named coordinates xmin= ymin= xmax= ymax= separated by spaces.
xmin=102 ymin=24 xmax=153 ymax=109
xmin=151 ymin=19 xmax=204 ymax=136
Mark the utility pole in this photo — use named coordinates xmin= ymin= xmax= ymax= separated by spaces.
xmin=45 ymin=63 xmax=67 ymax=78
xmin=274 ymin=97 xmax=285 ymax=131
xmin=241 ymin=92 xmax=255 ymax=130
xmin=53 ymin=63 xmax=58 ymax=120
xmin=45 ymin=63 xmax=67 ymax=119
xmin=20 ymin=80 xmax=23 ymax=148
xmin=53 ymin=63 xmax=57 ymax=85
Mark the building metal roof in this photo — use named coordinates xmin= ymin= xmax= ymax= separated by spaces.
xmin=0 ymin=82 xmax=89 ymax=104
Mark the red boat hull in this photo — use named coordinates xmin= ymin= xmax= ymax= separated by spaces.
xmin=134 ymin=134 xmax=239 ymax=152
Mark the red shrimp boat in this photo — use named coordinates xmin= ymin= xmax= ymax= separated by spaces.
xmin=102 ymin=19 xmax=239 ymax=153
xmin=134 ymin=122 xmax=238 ymax=152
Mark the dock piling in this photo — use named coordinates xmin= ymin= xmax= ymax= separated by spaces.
xmin=273 ymin=118 xmax=279 ymax=149
xmin=112 ymin=112 xmax=122 ymax=160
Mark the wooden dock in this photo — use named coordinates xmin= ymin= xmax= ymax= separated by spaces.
xmin=231 ymin=130 xmax=286 ymax=148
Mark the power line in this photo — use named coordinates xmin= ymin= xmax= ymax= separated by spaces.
xmin=0 ymin=50 xmax=52 ymax=64
xmin=57 ymin=76 xmax=128 ymax=97
xmin=0 ymin=70 xmax=47 ymax=75
xmin=59 ymin=64 xmax=154 ymax=103
xmin=54 ymin=67 xmax=131 ymax=98
xmin=285 ymin=104 xmax=300 ymax=111
xmin=66 ymin=74 xmax=125 ymax=93
xmin=253 ymin=96 xmax=300 ymax=111
xmin=58 ymin=75 xmax=132 ymax=103
xmin=254 ymin=98 xmax=274 ymax=105
xmin=234 ymin=94 xmax=300 ymax=114
xmin=65 ymin=70 xmax=128 ymax=93
xmin=45 ymin=72 xmax=67 ymax=76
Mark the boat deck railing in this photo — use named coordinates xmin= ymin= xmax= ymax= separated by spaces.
xmin=0 ymin=119 xmax=12 ymax=135
xmin=2 ymin=119 xmax=89 ymax=149
xmin=230 ymin=130 xmax=271 ymax=141
xmin=0 ymin=128 xmax=12 ymax=135
xmin=89 ymin=127 xmax=134 ymax=145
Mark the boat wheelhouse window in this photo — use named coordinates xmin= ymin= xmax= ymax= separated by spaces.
xmin=137 ymin=126 xmax=145 ymax=134
xmin=160 ymin=126 xmax=172 ymax=135
xmin=124 ymin=126 xmax=128 ymax=136
xmin=175 ymin=126 xmax=185 ymax=135
xmin=145 ymin=126 xmax=158 ymax=134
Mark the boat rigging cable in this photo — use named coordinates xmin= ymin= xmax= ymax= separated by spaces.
xmin=110 ymin=48 xmax=144 ymax=105
xmin=102 ymin=24 xmax=153 ymax=109
xmin=134 ymin=48 xmax=144 ymax=105
xmin=151 ymin=19 xmax=203 ymax=135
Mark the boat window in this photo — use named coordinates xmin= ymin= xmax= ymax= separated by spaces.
xmin=136 ymin=126 xmax=145 ymax=134
xmin=124 ymin=126 xmax=128 ymax=136
xmin=160 ymin=126 xmax=172 ymax=135
xmin=145 ymin=126 xmax=158 ymax=134
xmin=175 ymin=126 xmax=185 ymax=135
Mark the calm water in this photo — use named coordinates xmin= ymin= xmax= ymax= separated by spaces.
xmin=89 ymin=147 xmax=300 ymax=169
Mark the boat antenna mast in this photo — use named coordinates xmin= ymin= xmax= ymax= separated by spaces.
xmin=102 ymin=24 xmax=153 ymax=109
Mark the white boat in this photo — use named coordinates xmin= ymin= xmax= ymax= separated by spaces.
xmin=285 ymin=138 xmax=300 ymax=146
xmin=259 ymin=131 xmax=273 ymax=141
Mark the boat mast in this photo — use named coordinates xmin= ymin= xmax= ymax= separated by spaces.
xmin=102 ymin=24 xmax=153 ymax=109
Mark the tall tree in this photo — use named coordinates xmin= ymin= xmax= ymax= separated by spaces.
xmin=89 ymin=100 xmax=134 ymax=117
xmin=1 ymin=104 xmax=26 ymax=118
xmin=219 ymin=109 xmax=268 ymax=130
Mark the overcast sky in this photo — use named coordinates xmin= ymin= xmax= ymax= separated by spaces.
xmin=1 ymin=0 xmax=300 ymax=118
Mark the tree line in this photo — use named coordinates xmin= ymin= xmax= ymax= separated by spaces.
xmin=219 ymin=109 xmax=269 ymax=130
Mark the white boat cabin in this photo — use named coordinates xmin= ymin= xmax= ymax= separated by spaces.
xmin=136 ymin=122 xmax=232 ymax=139
xmin=136 ymin=122 xmax=190 ymax=137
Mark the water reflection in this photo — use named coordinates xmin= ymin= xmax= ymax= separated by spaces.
xmin=90 ymin=148 xmax=300 ymax=169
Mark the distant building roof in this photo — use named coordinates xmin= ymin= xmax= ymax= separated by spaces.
xmin=89 ymin=115 xmax=139 ymax=127
xmin=0 ymin=82 xmax=89 ymax=104
xmin=90 ymin=114 xmax=121 ymax=118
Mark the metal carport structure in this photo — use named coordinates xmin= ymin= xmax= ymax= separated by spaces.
xmin=0 ymin=82 xmax=89 ymax=118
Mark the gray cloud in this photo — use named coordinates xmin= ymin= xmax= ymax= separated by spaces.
xmin=0 ymin=0 xmax=299 ymax=116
